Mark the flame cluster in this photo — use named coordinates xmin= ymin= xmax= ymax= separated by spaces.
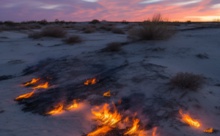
xmin=84 ymin=78 xmax=97 ymax=86
xmin=16 ymin=78 xmax=49 ymax=101
xmin=88 ymin=103 xmax=154 ymax=136
xmin=179 ymin=109 xmax=201 ymax=128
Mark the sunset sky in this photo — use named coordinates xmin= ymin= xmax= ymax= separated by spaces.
xmin=0 ymin=0 xmax=220 ymax=22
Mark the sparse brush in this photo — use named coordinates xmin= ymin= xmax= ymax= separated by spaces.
xmin=128 ymin=14 xmax=174 ymax=41
xmin=170 ymin=72 xmax=204 ymax=91
xmin=63 ymin=35 xmax=82 ymax=44
xmin=101 ymin=42 xmax=122 ymax=52
xmin=83 ymin=25 xmax=96 ymax=33
xmin=41 ymin=26 xmax=66 ymax=38
xmin=112 ymin=28 xmax=125 ymax=34
xmin=28 ymin=26 xmax=67 ymax=39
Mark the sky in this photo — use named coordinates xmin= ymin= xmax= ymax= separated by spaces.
xmin=0 ymin=0 xmax=220 ymax=22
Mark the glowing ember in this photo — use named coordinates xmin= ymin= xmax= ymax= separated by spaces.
xmin=87 ymin=126 xmax=112 ymax=136
xmin=47 ymin=103 xmax=63 ymax=115
xmin=204 ymin=128 xmax=214 ymax=133
xmin=179 ymin=109 xmax=201 ymax=128
xmin=15 ymin=91 xmax=34 ymax=100
xmin=152 ymin=127 xmax=158 ymax=136
xmin=91 ymin=103 xmax=121 ymax=127
xmin=84 ymin=78 xmax=97 ymax=86
xmin=66 ymin=100 xmax=78 ymax=110
xmin=103 ymin=90 xmax=111 ymax=97
xmin=33 ymin=82 xmax=49 ymax=90
xmin=23 ymin=78 xmax=40 ymax=86
xmin=124 ymin=119 xmax=140 ymax=135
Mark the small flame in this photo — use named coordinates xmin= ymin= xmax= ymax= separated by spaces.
xmin=66 ymin=100 xmax=78 ymax=110
xmin=15 ymin=91 xmax=35 ymax=100
xmin=152 ymin=127 xmax=158 ymax=136
xmin=33 ymin=82 xmax=49 ymax=90
xmin=91 ymin=103 xmax=121 ymax=127
xmin=204 ymin=128 xmax=214 ymax=133
xmin=124 ymin=119 xmax=140 ymax=135
xmin=179 ymin=109 xmax=201 ymax=128
xmin=103 ymin=90 xmax=111 ymax=97
xmin=84 ymin=78 xmax=97 ymax=86
xmin=47 ymin=103 xmax=63 ymax=115
xmin=87 ymin=126 xmax=112 ymax=136
xmin=23 ymin=78 xmax=40 ymax=86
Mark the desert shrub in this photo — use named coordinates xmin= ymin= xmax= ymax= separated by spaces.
xmin=128 ymin=14 xmax=174 ymax=41
xmin=196 ymin=53 xmax=209 ymax=59
xmin=29 ymin=26 xmax=66 ymax=39
xmin=63 ymin=35 xmax=82 ymax=44
xmin=89 ymin=19 xmax=100 ymax=24
xmin=112 ymin=28 xmax=125 ymax=34
xmin=170 ymin=72 xmax=204 ymax=91
xmin=101 ymin=42 xmax=122 ymax=52
xmin=83 ymin=25 xmax=96 ymax=33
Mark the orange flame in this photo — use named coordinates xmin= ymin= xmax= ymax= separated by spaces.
xmin=91 ymin=103 xmax=121 ymax=127
xmin=15 ymin=91 xmax=35 ymax=100
xmin=84 ymin=78 xmax=97 ymax=86
xmin=204 ymin=128 xmax=214 ymax=133
xmin=33 ymin=82 xmax=49 ymax=90
xmin=87 ymin=126 xmax=112 ymax=136
xmin=23 ymin=78 xmax=40 ymax=86
xmin=103 ymin=90 xmax=111 ymax=97
xmin=66 ymin=100 xmax=78 ymax=110
xmin=47 ymin=103 xmax=63 ymax=115
xmin=124 ymin=119 xmax=140 ymax=135
xmin=152 ymin=127 xmax=158 ymax=136
xmin=179 ymin=109 xmax=201 ymax=128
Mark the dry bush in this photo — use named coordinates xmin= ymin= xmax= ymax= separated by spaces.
xmin=128 ymin=14 xmax=174 ymax=41
xmin=63 ymin=35 xmax=82 ymax=44
xmin=101 ymin=42 xmax=122 ymax=52
xmin=41 ymin=26 xmax=66 ymax=38
xmin=112 ymin=28 xmax=125 ymax=34
xmin=83 ymin=25 xmax=96 ymax=33
xmin=29 ymin=26 xmax=67 ymax=39
xmin=89 ymin=19 xmax=100 ymax=24
xmin=170 ymin=72 xmax=204 ymax=91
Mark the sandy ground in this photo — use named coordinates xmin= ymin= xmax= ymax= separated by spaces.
xmin=0 ymin=23 xmax=220 ymax=136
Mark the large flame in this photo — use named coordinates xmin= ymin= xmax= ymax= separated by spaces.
xmin=15 ymin=91 xmax=35 ymax=100
xmin=66 ymin=100 xmax=78 ymax=110
xmin=124 ymin=119 xmax=140 ymax=135
xmin=33 ymin=82 xmax=49 ymax=90
xmin=84 ymin=78 xmax=97 ymax=86
xmin=47 ymin=103 xmax=63 ymax=115
xmin=87 ymin=126 xmax=112 ymax=136
xmin=91 ymin=103 xmax=121 ymax=127
xmin=179 ymin=109 xmax=201 ymax=128
xmin=103 ymin=90 xmax=111 ymax=97
xmin=23 ymin=78 xmax=40 ymax=86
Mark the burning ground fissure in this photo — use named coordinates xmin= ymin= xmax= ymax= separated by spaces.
xmin=15 ymin=55 xmax=217 ymax=135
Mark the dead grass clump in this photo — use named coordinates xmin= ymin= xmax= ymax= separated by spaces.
xmin=83 ymin=25 xmax=96 ymax=33
xmin=112 ymin=28 xmax=125 ymax=34
xmin=63 ymin=35 xmax=82 ymax=44
xmin=128 ymin=14 xmax=174 ymax=41
xmin=101 ymin=42 xmax=122 ymax=52
xmin=196 ymin=53 xmax=209 ymax=59
xmin=41 ymin=26 xmax=66 ymax=38
xmin=28 ymin=26 xmax=67 ymax=39
xmin=170 ymin=72 xmax=204 ymax=91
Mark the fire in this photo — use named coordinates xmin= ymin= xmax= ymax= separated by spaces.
xmin=33 ymin=82 xmax=49 ymax=90
xmin=179 ymin=109 xmax=201 ymax=128
xmin=87 ymin=126 xmax=112 ymax=136
xmin=84 ymin=78 xmax=97 ymax=86
xmin=66 ymin=100 xmax=78 ymax=110
xmin=103 ymin=90 xmax=111 ymax=97
xmin=15 ymin=91 xmax=35 ymax=100
xmin=152 ymin=127 xmax=157 ymax=136
xmin=91 ymin=103 xmax=121 ymax=127
xmin=23 ymin=78 xmax=40 ymax=86
xmin=204 ymin=128 xmax=214 ymax=133
xmin=124 ymin=119 xmax=140 ymax=135
xmin=47 ymin=103 xmax=63 ymax=115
